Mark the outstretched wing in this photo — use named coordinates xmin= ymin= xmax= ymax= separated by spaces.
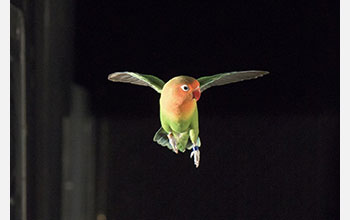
xmin=108 ymin=71 xmax=165 ymax=93
xmin=197 ymin=70 xmax=269 ymax=93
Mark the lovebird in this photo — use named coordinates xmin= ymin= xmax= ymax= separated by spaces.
xmin=108 ymin=70 xmax=269 ymax=167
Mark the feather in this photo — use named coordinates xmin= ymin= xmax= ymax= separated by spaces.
xmin=153 ymin=127 xmax=173 ymax=150
xmin=108 ymin=71 xmax=165 ymax=93
xmin=153 ymin=127 xmax=201 ymax=152
xmin=197 ymin=70 xmax=269 ymax=93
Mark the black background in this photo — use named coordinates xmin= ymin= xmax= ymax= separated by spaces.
xmin=12 ymin=0 xmax=339 ymax=219
xmin=75 ymin=1 xmax=339 ymax=219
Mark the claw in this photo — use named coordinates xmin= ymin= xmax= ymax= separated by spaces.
xmin=190 ymin=146 xmax=200 ymax=168
xmin=167 ymin=133 xmax=178 ymax=154
xmin=172 ymin=145 xmax=178 ymax=154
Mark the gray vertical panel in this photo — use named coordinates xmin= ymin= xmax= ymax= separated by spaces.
xmin=95 ymin=118 xmax=110 ymax=219
xmin=29 ymin=0 xmax=75 ymax=219
xmin=61 ymin=85 xmax=95 ymax=220
xmin=10 ymin=4 xmax=27 ymax=220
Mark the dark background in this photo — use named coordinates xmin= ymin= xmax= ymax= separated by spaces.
xmin=11 ymin=0 xmax=339 ymax=219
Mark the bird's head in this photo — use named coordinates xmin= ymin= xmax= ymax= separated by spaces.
xmin=163 ymin=76 xmax=201 ymax=103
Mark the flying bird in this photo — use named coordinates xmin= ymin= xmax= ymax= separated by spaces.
xmin=108 ymin=70 xmax=269 ymax=167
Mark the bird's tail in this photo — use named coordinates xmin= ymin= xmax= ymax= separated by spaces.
xmin=153 ymin=127 xmax=173 ymax=150
xmin=153 ymin=127 xmax=201 ymax=152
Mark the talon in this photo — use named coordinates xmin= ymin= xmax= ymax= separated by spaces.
xmin=173 ymin=146 xmax=178 ymax=154
xmin=190 ymin=146 xmax=200 ymax=168
xmin=167 ymin=133 xmax=178 ymax=154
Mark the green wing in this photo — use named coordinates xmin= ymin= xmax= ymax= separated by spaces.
xmin=108 ymin=71 xmax=165 ymax=93
xmin=197 ymin=70 xmax=269 ymax=93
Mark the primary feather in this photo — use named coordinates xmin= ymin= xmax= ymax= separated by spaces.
xmin=198 ymin=70 xmax=269 ymax=92
xmin=108 ymin=71 xmax=165 ymax=93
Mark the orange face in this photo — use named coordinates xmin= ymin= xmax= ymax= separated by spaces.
xmin=174 ymin=79 xmax=201 ymax=102
xmin=160 ymin=76 xmax=202 ymax=118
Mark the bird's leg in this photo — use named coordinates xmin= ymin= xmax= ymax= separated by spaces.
xmin=167 ymin=133 xmax=178 ymax=154
xmin=190 ymin=138 xmax=200 ymax=168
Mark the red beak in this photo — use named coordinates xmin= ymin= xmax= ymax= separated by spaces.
xmin=192 ymin=88 xmax=201 ymax=101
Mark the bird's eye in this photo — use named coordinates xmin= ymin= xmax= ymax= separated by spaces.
xmin=181 ymin=85 xmax=189 ymax=91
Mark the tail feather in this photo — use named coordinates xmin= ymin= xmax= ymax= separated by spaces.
xmin=153 ymin=127 xmax=172 ymax=150
xmin=153 ymin=127 xmax=201 ymax=152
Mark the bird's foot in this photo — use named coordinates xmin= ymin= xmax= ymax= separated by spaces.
xmin=167 ymin=133 xmax=178 ymax=154
xmin=190 ymin=146 xmax=200 ymax=168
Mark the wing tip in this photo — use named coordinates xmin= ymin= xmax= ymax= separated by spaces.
xmin=251 ymin=70 xmax=270 ymax=79
xmin=107 ymin=71 xmax=132 ymax=81
xmin=250 ymin=70 xmax=270 ymax=75
xmin=107 ymin=73 xmax=116 ymax=81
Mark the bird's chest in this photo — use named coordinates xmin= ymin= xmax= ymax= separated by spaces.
xmin=161 ymin=99 xmax=196 ymax=121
